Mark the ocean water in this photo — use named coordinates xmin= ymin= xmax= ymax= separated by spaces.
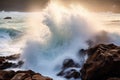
xmin=0 ymin=2 xmax=120 ymax=80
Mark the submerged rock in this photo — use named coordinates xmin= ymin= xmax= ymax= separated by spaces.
xmin=0 ymin=57 xmax=14 ymax=70
xmin=57 ymin=68 xmax=80 ymax=79
xmin=0 ymin=54 xmax=52 ymax=80
xmin=81 ymin=44 xmax=120 ymax=80
xmin=62 ymin=59 xmax=80 ymax=69
xmin=4 ymin=17 xmax=12 ymax=19
xmin=0 ymin=54 xmax=23 ymax=70
xmin=57 ymin=58 xmax=81 ymax=79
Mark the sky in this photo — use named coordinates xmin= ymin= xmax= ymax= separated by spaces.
xmin=0 ymin=0 xmax=120 ymax=12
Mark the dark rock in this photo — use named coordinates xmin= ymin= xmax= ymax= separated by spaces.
xmin=16 ymin=70 xmax=35 ymax=75
xmin=6 ymin=54 xmax=20 ymax=60
xmin=4 ymin=17 xmax=12 ymax=19
xmin=107 ymin=78 xmax=120 ymax=80
xmin=17 ymin=60 xmax=24 ymax=67
xmin=0 ymin=70 xmax=15 ymax=80
xmin=57 ymin=58 xmax=81 ymax=79
xmin=0 ymin=57 xmax=5 ymax=64
xmin=11 ymin=73 xmax=29 ymax=80
xmin=57 ymin=68 xmax=80 ymax=79
xmin=0 ymin=70 xmax=52 ymax=80
xmin=24 ymin=77 xmax=32 ymax=80
xmin=0 ymin=54 xmax=23 ymax=70
xmin=62 ymin=59 xmax=80 ymax=69
xmin=32 ymin=74 xmax=53 ymax=80
xmin=79 ymin=49 xmax=86 ymax=54
xmin=81 ymin=44 xmax=120 ymax=80
xmin=0 ymin=61 xmax=13 ymax=70
xmin=87 ymin=43 xmax=117 ymax=56
xmin=0 ymin=54 xmax=52 ymax=80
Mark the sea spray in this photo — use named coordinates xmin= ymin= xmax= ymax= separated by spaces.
xmin=20 ymin=1 xmax=120 ymax=80
xmin=0 ymin=3 xmax=120 ymax=80
xmin=21 ymin=1 xmax=101 ymax=80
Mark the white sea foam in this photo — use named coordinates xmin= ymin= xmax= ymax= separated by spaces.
xmin=0 ymin=1 xmax=120 ymax=80
xmin=21 ymin=1 xmax=103 ymax=80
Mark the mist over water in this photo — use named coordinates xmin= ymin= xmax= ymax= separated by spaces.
xmin=21 ymin=1 xmax=106 ymax=80
xmin=0 ymin=1 xmax=120 ymax=80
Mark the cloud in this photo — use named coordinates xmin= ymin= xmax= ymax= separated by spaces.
xmin=0 ymin=0 xmax=120 ymax=12
xmin=0 ymin=0 xmax=50 ymax=11
xmin=55 ymin=0 xmax=120 ymax=13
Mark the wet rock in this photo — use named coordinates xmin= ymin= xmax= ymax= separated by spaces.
xmin=107 ymin=78 xmax=120 ymax=80
xmin=6 ymin=54 xmax=20 ymax=60
xmin=32 ymin=74 xmax=53 ymax=80
xmin=87 ymin=44 xmax=117 ymax=56
xmin=24 ymin=77 xmax=32 ymax=80
xmin=81 ymin=44 xmax=120 ymax=80
xmin=0 ymin=54 xmax=20 ymax=61
xmin=17 ymin=60 xmax=24 ymax=67
xmin=62 ymin=59 xmax=80 ymax=69
xmin=0 ymin=61 xmax=13 ymax=70
xmin=57 ymin=58 xmax=81 ymax=79
xmin=0 ymin=54 xmax=23 ymax=70
xmin=0 ymin=70 xmax=52 ymax=80
xmin=4 ymin=17 xmax=12 ymax=19
xmin=11 ymin=73 xmax=29 ymax=80
xmin=57 ymin=68 xmax=80 ymax=79
xmin=0 ymin=70 xmax=15 ymax=80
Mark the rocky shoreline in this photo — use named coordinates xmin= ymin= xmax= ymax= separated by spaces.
xmin=0 ymin=43 xmax=120 ymax=80
xmin=81 ymin=44 xmax=120 ymax=80
xmin=57 ymin=44 xmax=120 ymax=80
xmin=0 ymin=70 xmax=53 ymax=80
xmin=0 ymin=54 xmax=53 ymax=80
xmin=0 ymin=54 xmax=23 ymax=70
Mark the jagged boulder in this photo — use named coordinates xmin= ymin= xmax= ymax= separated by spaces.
xmin=32 ymin=74 xmax=52 ymax=80
xmin=57 ymin=58 xmax=81 ymax=79
xmin=11 ymin=73 xmax=29 ymax=80
xmin=81 ymin=44 xmax=120 ymax=80
xmin=0 ymin=70 xmax=53 ymax=80
xmin=4 ymin=17 xmax=12 ymax=19
xmin=0 ymin=54 xmax=23 ymax=70
xmin=0 ymin=57 xmax=14 ymax=70
xmin=62 ymin=59 xmax=80 ymax=69
xmin=57 ymin=68 xmax=80 ymax=79
xmin=0 ymin=70 xmax=15 ymax=80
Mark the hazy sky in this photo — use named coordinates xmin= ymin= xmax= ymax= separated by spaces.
xmin=0 ymin=0 xmax=120 ymax=12
xmin=0 ymin=0 xmax=50 ymax=11
xmin=58 ymin=0 xmax=120 ymax=12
